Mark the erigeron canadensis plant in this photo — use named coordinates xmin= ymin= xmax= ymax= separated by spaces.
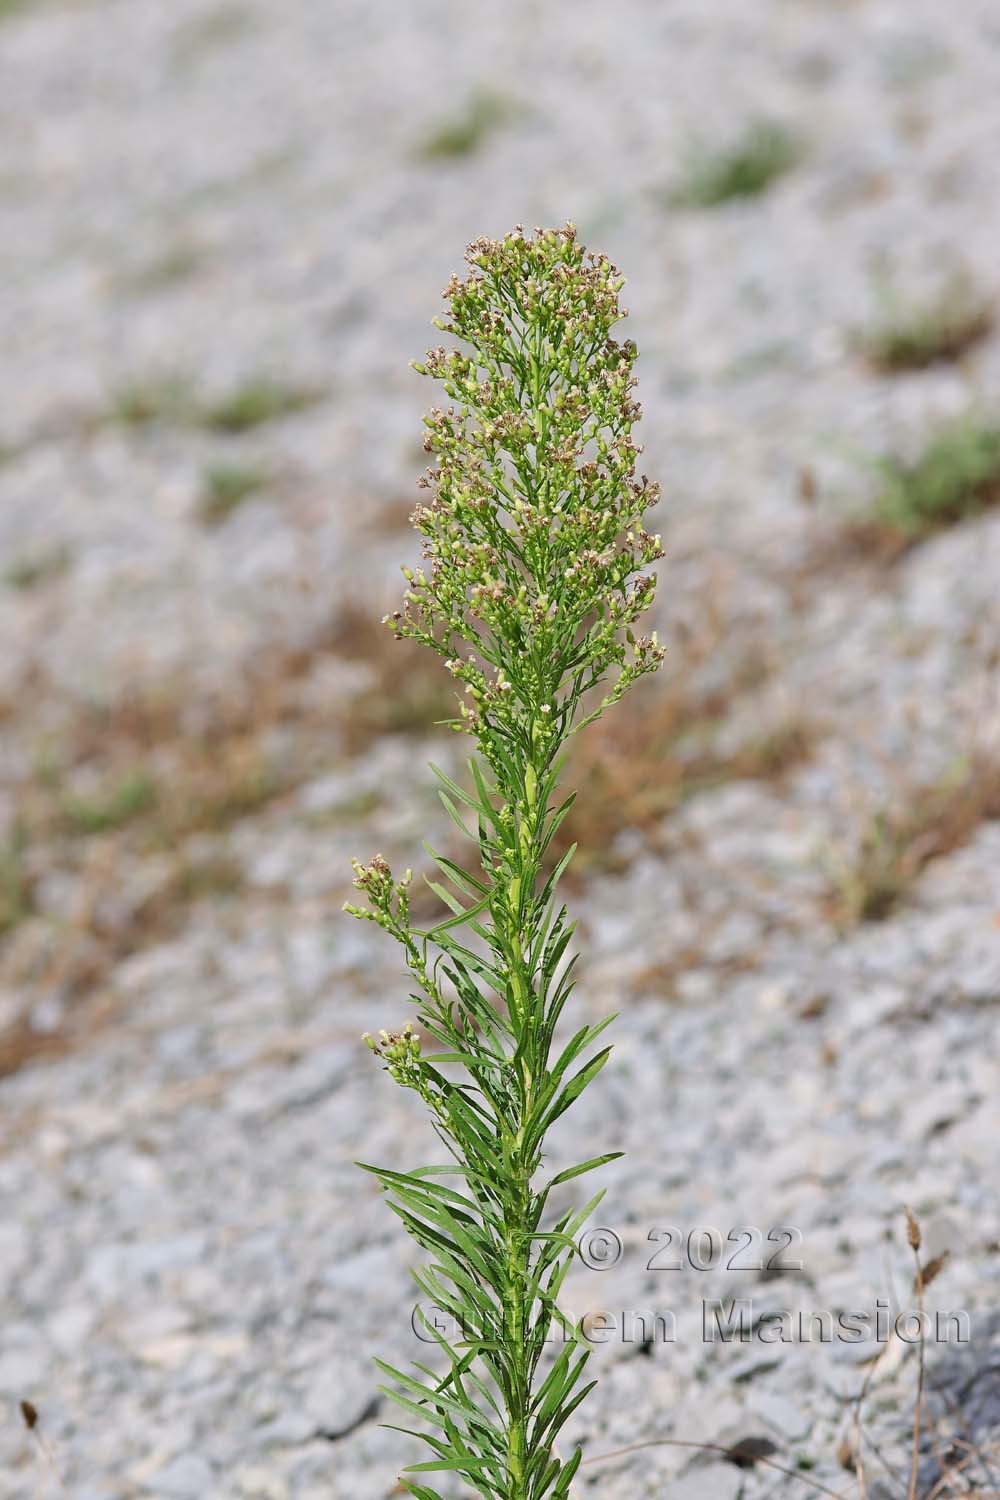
xmin=346 ymin=223 xmax=664 ymax=1500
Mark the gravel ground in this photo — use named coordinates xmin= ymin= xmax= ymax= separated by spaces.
xmin=2 ymin=1 xmax=999 ymax=1496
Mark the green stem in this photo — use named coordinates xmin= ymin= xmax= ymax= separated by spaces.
xmin=502 ymin=737 xmax=545 ymax=1498
xmin=505 ymin=1176 xmax=530 ymax=1499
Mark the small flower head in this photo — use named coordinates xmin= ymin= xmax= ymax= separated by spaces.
xmin=344 ymin=854 xmax=412 ymax=933
xmin=364 ymin=1021 xmax=433 ymax=1102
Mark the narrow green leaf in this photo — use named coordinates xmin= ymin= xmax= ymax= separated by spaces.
xmin=547 ymin=1151 xmax=624 ymax=1189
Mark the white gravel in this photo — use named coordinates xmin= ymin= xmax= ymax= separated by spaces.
xmin=1 ymin=0 xmax=999 ymax=1495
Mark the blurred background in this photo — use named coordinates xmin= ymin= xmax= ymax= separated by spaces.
xmin=1 ymin=0 xmax=999 ymax=1495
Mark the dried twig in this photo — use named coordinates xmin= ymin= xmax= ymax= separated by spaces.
xmin=581 ymin=1435 xmax=852 ymax=1498
xmin=906 ymin=1207 xmax=927 ymax=1500
xmin=20 ymin=1400 xmax=64 ymax=1489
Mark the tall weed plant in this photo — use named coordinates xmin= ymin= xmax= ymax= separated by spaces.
xmin=347 ymin=224 xmax=664 ymax=1499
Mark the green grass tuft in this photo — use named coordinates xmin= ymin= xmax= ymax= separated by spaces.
xmin=827 ymin=757 xmax=1000 ymax=929
xmin=0 ymin=828 xmax=32 ymax=936
xmin=202 ymin=376 xmax=320 ymax=433
xmin=198 ymin=463 xmax=266 ymax=525
xmin=170 ymin=4 xmax=252 ymax=70
xmin=173 ymin=852 xmax=245 ymax=901
xmin=668 ymin=120 xmax=801 ymax=207
xmin=860 ymin=278 xmax=994 ymax=372
xmin=418 ymin=90 xmax=516 ymax=161
xmin=111 ymin=375 xmax=193 ymax=427
xmin=118 ymin=241 xmax=204 ymax=296
xmin=64 ymin=770 xmax=159 ymax=836
xmin=5 ymin=546 xmax=71 ymax=592
xmin=875 ymin=417 xmax=1000 ymax=536
xmin=110 ymin=372 xmax=321 ymax=432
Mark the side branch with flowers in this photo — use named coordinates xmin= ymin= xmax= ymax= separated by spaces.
xmin=346 ymin=223 xmax=664 ymax=1500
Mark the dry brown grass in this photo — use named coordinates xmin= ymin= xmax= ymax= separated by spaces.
xmin=0 ymin=828 xmax=33 ymax=937
xmin=0 ymin=600 xmax=457 ymax=1077
xmin=326 ymin=603 xmax=458 ymax=752
xmin=826 ymin=754 xmax=1000 ymax=929
xmin=583 ymin=1210 xmax=999 ymax=1499
xmin=858 ymin=278 xmax=995 ymax=374
xmin=366 ymin=603 xmax=817 ymax=899
xmin=812 ymin=417 xmax=1000 ymax=573
xmin=848 ymin=1210 xmax=1000 ymax=1500
xmin=0 ymin=836 xmax=247 ymax=1079
xmin=556 ymin=660 xmax=815 ymax=874
xmin=14 ymin=602 xmax=453 ymax=843
xmin=0 ymin=992 xmax=119 ymax=1080
xmin=2 ymin=600 xmax=448 ymax=873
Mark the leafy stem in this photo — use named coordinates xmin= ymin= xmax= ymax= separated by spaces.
xmin=347 ymin=224 xmax=663 ymax=1500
